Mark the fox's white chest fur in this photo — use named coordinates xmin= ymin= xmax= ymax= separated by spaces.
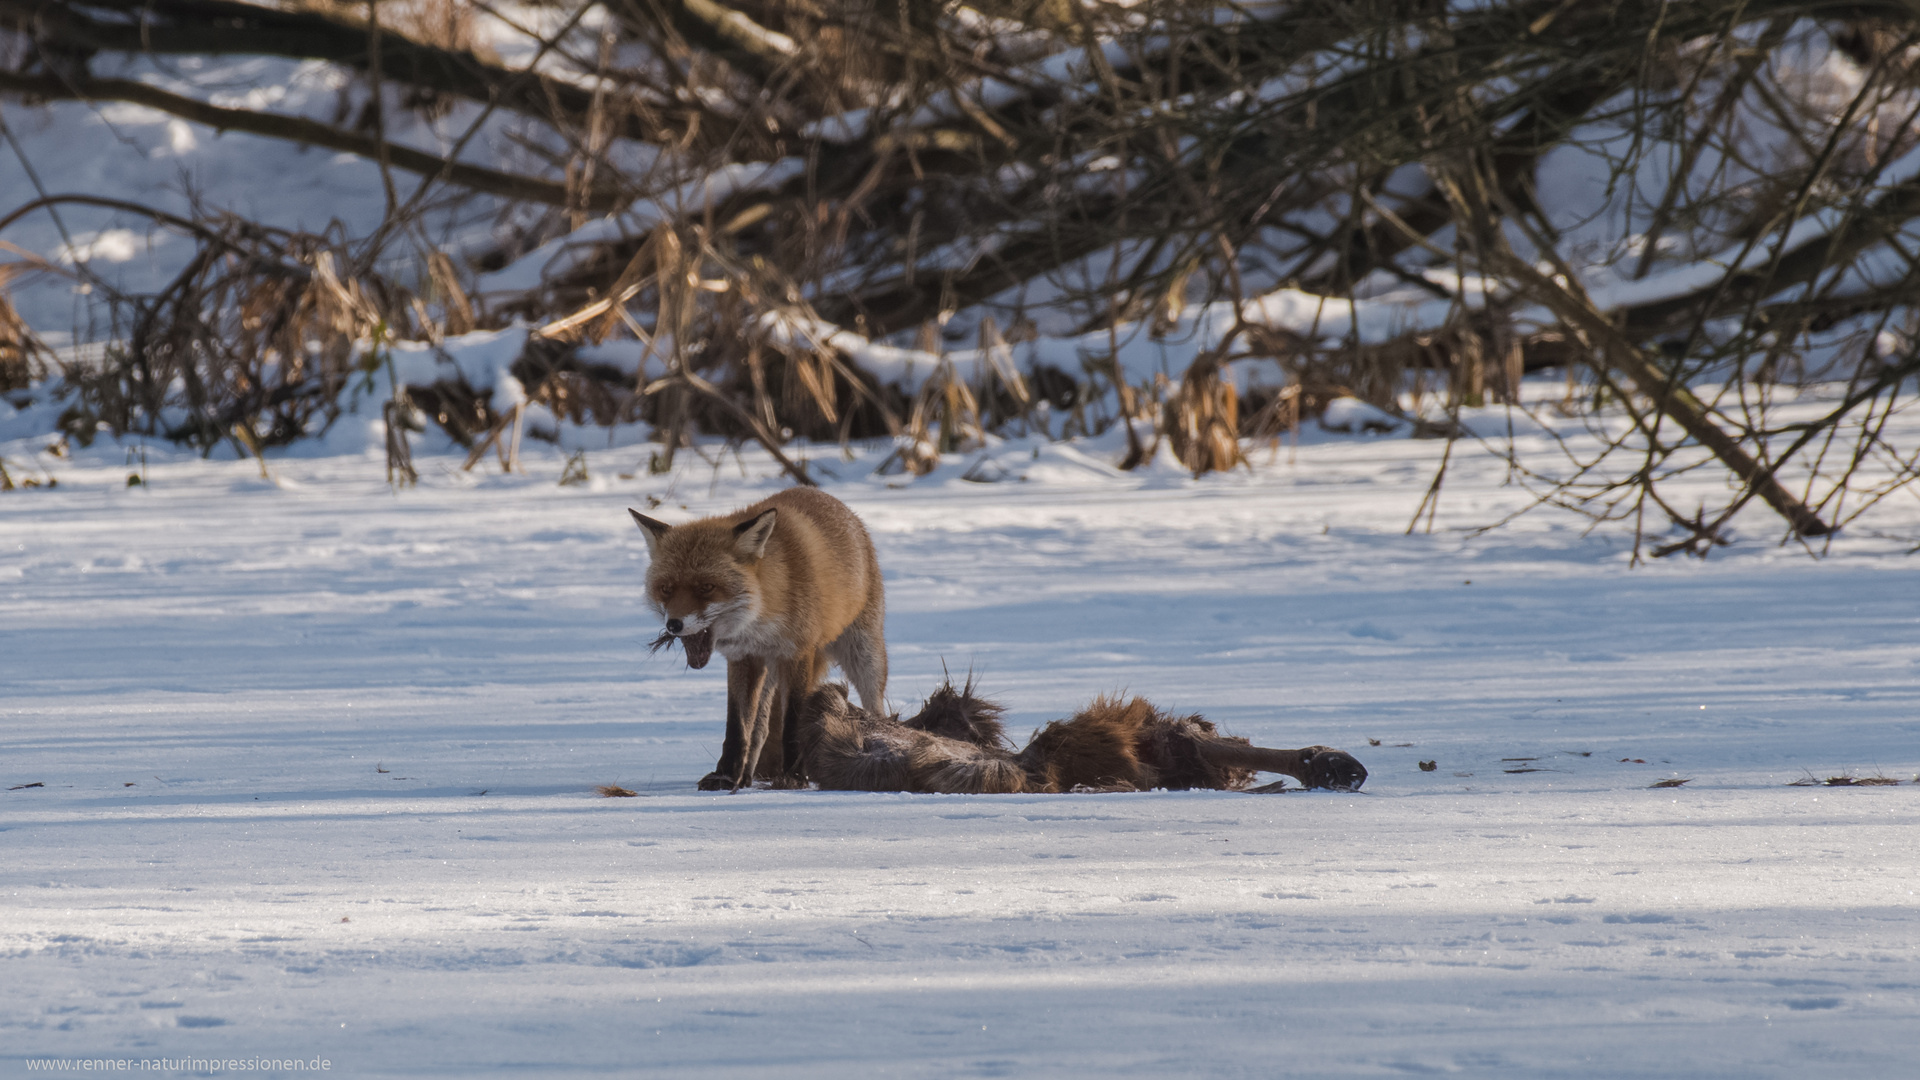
xmin=712 ymin=598 xmax=792 ymax=661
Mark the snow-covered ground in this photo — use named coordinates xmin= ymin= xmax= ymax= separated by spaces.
xmin=3 ymin=420 xmax=1918 ymax=1077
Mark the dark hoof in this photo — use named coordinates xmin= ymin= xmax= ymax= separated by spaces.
xmin=696 ymin=771 xmax=736 ymax=792
xmin=1305 ymin=750 xmax=1367 ymax=792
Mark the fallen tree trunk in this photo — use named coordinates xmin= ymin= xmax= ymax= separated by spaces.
xmin=0 ymin=70 xmax=624 ymax=209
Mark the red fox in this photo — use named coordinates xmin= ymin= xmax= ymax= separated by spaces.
xmin=631 ymin=488 xmax=887 ymax=790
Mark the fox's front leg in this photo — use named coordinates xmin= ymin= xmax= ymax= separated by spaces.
xmin=770 ymin=686 xmax=805 ymax=789
xmin=699 ymin=657 xmax=768 ymax=791
xmin=773 ymin=651 xmax=829 ymax=789
xmin=736 ymin=667 xmax=782 ymax=790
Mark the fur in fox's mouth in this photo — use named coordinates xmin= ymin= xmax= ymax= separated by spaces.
xmin=680 ymin=626 xmax=714 ymax=669
xmin=647 ymin=626 xmax=715 ymax=669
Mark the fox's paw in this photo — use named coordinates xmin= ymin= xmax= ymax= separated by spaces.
xmin=1302 ymin=748 xmax=1368 ymax=792
xmin=769 ymin=771 xmax=809 ymax=790
xmin=696 ymin=771 xmax=736 ymax=792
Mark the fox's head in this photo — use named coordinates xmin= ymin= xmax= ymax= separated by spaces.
xmin=629 ymin=506 xmax=779 ymax=669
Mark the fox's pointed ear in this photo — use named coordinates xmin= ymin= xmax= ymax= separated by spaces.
xmin=629 ymin=509 xmax=671 ymax=556
xmin=732 ymin=508 xmax=777 ymax=560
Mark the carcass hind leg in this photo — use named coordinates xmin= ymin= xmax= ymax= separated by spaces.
xmin=1197 ymin=739 xmax=1368 ymax=792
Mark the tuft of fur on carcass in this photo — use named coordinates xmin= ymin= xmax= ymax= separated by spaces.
xmin=900 ymin=671 xmax=1009 ymax=749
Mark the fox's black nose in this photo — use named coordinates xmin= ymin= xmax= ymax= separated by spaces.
xmin=666 ymin=618 xmax=684 ymax=634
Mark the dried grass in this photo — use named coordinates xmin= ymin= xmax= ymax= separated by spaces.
xmin=1790 ymin=772 xmax=1903 ymax=786
xmin=1161 ymin=354 xmax=1244 ymax=476
xmin=1781 ymin=768 xmax=1904 ymax=787
xmin=1 ymin=252 xmax=57 ymax=393
xmin=51 ymin=228 xmax=411 ymax=455
xmin=877 ymin=356 xmax=986 ymax=476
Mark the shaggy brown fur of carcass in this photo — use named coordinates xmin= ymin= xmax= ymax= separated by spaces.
xmin=797 ymin=682 xmax=1276 ymax=794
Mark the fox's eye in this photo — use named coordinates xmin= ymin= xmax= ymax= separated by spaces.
xmin=696 ymin=583 xmax=715 ymax=596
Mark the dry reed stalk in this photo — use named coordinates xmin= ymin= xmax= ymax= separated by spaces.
xmin=786 ymin=346 xmax=841 ymax=426
xmin=384 ymin=394 xmax=418 ymax=486
xmin=933 ymin=361 xmax=986 ymax=455
xmin=746 ymin=343 xmax=780 ymax=432
xmin=1162 ymin=354 xmax=1245 ymax=475
xmin=1501 ymin=330 xmax=1525 ymax=406
xmin=504 ymin=401 xmax=524 ymax=473
xmin=230 ymin=422 xmax=271 ymax=481
xmin=977 ymin=316 xmax=1030 ymax=415
xmin=874 ymin=357 xmax=984 ymax=476
xmin=1246 ymin=383 xmax=1302 ymax=464
xmin=1 ymin=252 xmax=58 ymax=392
xmin=871 ymin=328 xmax=946 ymax=476
xmin=426 ymin=249 xmax=475 ymax=335
xmin=536 ymin=231 xmax=659 ymax=343
xmin=0 ymin=292 xmax=43 ymax=392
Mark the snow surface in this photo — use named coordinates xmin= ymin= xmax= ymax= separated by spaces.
xmin=3 ymin=415 xmax=1919 ymax=1077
